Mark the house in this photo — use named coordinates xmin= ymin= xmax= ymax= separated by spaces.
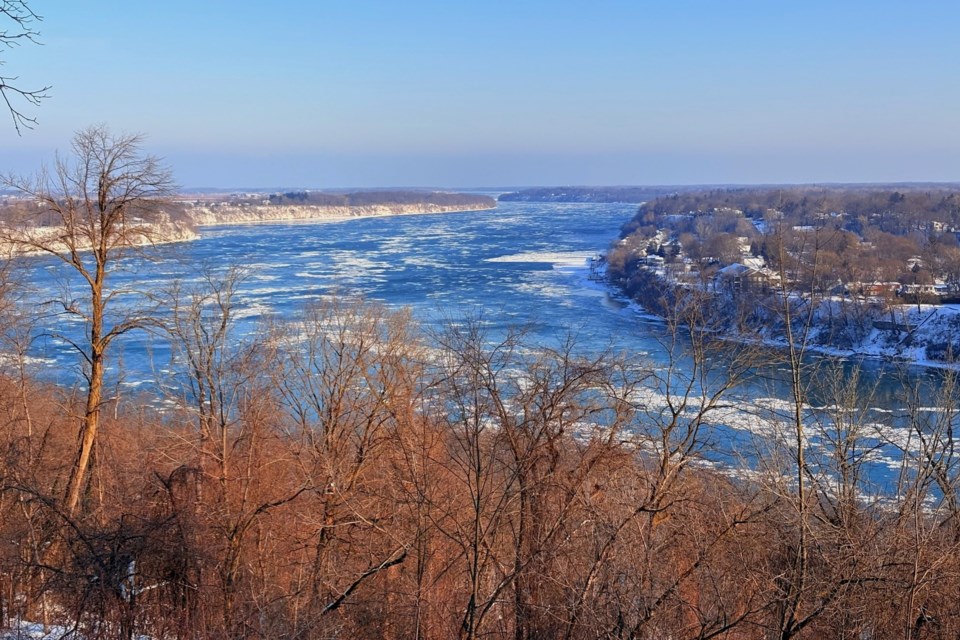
xmin=716 ymin=263 xmax=773 ymax=294
xmin=900 ymin=283 xmax=938 ymax=296
xmin=856 ymin=282 xmax=901 ymax=298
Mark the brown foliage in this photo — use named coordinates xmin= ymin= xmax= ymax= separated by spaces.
xmin=1 ymin=298 xmax=960 ymax=639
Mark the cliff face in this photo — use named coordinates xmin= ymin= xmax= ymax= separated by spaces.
xmin=0 ymin=221 xmax=199 ymax=257
xmin=1 ymin=199 xmax=496 ymax=257
xmin=183 ymin=202 xmax=496 ymax=226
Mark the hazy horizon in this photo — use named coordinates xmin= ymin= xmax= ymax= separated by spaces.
xmin=173 ymin=180 xmax=960 ymax=194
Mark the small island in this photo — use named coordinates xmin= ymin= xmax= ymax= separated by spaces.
xmin=604 ymin=185 xmax=960 ymax=365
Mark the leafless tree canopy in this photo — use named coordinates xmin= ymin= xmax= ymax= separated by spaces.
xmin=0 ymin=277 xmax=956 ymax=638
xmin=1 ymin=125 xmax=173 ymax=519
xmin=0 ymin=1 xmax=49 ymax=133
xmin=3 ymin=125 xmax=175 ymax=258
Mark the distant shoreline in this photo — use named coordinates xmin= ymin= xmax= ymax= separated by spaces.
xmin=596 ymin=270 xmax=960 ymax=373
xmin=187 ymin=202 xmax=497 ymax=228
xmin=2 ymin=200 xmax=498 ymax=257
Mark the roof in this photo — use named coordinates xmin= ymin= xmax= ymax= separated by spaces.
xmin=717 ymin=263 xmax=756 ymax=276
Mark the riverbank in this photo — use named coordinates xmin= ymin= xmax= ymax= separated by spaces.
xmin=0 ymin=201 xmax=497 ymax=257
xmin=599 ymin=259 xmax=960 ymax=371
xmin=0 ymin=220 xmax=200 ymax=258
xmin=182 ymin=201 xmax=497 ymax=227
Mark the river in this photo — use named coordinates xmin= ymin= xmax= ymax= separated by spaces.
xmin=12 ymin=199 xmax=947 ymax=491
xmin=20 ymin=201 xmax=664 ymax=380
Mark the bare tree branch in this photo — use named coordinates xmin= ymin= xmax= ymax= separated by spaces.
xmin=321 ymin=546 xmax=408 ymax=615
xmin=1 ymin=125 xmax=174 ymax=517
xmin=1 ymin=1 xmax=50 ymax=133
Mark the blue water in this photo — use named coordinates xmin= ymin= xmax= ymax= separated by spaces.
xmin=11 ymin=200 xmax=947 ymax=493
xmin=20 ymin=201 xmax=669 ymax=384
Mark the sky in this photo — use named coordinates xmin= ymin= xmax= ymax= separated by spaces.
xmin=1 ymin=0 xmax=959 ymax=188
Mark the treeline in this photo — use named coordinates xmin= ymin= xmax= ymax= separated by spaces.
xmin=4 ymin=293 xmax=960 ymax=638
xmin=0 ymin=189 xmax=496 ymax=236
xmin=266 ymin=190 xmax=495 ymax=208
xmin=622 ymin=186 xmax=960 ymax=235
xmin=498 ymin=186 xmax=694 ymax=203
xmin=606 ymin=187 xmax=960 ymax=357
xmin=0 ymin=203 xmax=197 ymax=233
xmin=614 ymin=187 xmax=960 ymax=294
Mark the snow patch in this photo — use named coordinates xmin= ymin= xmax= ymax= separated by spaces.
xmin=485 ymin=251 xmax=595 ymax=268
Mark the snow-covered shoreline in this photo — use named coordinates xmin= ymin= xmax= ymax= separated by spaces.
xmin=184 ymin=202 xmax=496 ymax=227
xmin=0 ymin=221 xmax=200 ymax=258
xmin=592 ymin=258 xmax=960 ymax=372
xmin=1 ymin=202 xmax=497 ymax=258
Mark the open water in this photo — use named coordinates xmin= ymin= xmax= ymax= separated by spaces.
xmin=20 ymin=201 xmax=666 ymax=382
xmin=13 ymin=199 xmax=948 ymax=492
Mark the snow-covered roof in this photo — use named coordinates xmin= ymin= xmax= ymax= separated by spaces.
xmin=717 ymin=263 xmax=756 ymax=276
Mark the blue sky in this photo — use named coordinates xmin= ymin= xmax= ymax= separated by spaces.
xmin=2 ymin=1 xmax=959 ymax=188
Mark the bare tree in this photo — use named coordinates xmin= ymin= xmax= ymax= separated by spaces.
xmin=1 ymin=1 xmax=49 ymax=133
xmin=2 ymin=125 xmax=174 ymax=516
xmin=274 ymin=298 xmax=420 ymax=628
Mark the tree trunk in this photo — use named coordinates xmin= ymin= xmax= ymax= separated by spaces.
xmin=64 ymin=345 xmax=103 ymax=516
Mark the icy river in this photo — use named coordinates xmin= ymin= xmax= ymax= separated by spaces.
xmin=15 ymin=199 xmax=947 ymax=490
xmin=23 ymin=200 xmax=665 ymax=381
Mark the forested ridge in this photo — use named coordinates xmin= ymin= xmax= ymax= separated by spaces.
xmin=498 ymin=183 xmax=960 ymax=205
xmin=499 ymin=186 xmax=690 ymax=203
xmin=266 ymin=190 xmax=495 ymax=208
xmin=606 ymin=186 xmax=960 ymax=361
xmin=621 ymin=186 xmax=960 ymax=234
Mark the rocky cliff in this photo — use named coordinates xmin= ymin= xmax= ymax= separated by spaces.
xmin=183 ymin=201 xmax=496 ymax=226
xmin=0 ymin=221 xmax=199 ymax=257
xmin=0 ymin=198 xmax=496 ymax=257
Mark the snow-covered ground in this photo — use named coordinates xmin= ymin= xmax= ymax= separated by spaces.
xmin=787 ymin=301 xmax=960 ymax=369
xmin=485 ymin=250 xmax=597 ymax=266
xmin=2 ymin=621 xmax=80 ymax=640
xmin=1 ymin=620 xmax=153 ymax=640
xmin=609 ymin=266 xmax=960 ymax=370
